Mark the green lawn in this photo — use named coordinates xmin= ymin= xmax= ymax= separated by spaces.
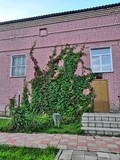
xmin=0 ymin=118 xmax=11 ymax=132
xmin=0 ymin=145 xmax=58 ymax=160
xmin=0 ymin=117 xmax=82 ymax=134
xmin=41 ymin=120 xmax=81 ymax=134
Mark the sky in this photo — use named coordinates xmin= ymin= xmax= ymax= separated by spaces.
xmin=0 ymin=0 xmax=120 ymax=22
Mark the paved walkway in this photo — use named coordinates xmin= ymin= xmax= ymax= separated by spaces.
xmin=56 ymin=150 xmax=120 ymax=160
xmin=0 ymin=132 xmax=120 ymax=153
xmin=0 ymin=132 xmax=120 ymax=159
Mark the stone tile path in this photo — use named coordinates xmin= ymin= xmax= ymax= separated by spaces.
xmin=56 ymin=150 xmax=120 ymax=160
xmin=0 ymin=132 xmax=120 ymax=154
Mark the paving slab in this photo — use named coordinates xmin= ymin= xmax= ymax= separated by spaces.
xmin=56 ymin=150 xmax=120 ymax=160
xmin=0 ymin=132 xmax=120 ymax=154
xmin=0 ymin=132 xmax=120 ymax=160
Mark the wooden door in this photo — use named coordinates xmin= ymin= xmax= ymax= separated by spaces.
xmin=92 ymin=80 xmax=110 ymax=112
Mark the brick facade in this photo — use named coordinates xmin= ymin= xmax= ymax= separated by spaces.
xmin=0 ymin=4 xmax=120 ymax=112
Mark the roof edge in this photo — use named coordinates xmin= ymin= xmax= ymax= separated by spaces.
xmin=0 ymin=2 xmax=120 ymax=25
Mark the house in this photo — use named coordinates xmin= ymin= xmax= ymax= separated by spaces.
xmin=0 ymin=3 xmax=120 ymax=113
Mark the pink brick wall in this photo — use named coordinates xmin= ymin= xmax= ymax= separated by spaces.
xmin=0 ymin=12 xmax=120 ymax=111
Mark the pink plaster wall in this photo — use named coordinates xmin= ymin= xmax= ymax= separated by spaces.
xmin=0 ymin=12 xmax=120 ymax=111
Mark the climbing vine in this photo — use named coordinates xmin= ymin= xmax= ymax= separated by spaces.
xmin=30 ymin=44 xmax=95 ymax=117
xmin=21 ymin=79 xmax=30 ymax=109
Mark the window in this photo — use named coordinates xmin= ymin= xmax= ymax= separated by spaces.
xmin=90 ymin=47 xmax=113 ymax=73
xmin=11 ymin=55 xmax=26 ymax=77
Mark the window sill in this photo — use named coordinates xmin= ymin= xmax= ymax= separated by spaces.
xmin=10 ymin=76 xmax=26 ymax=78
xmin=92 ymin=70 xmax=113 ymax=73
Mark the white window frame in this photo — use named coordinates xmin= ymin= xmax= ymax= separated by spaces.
xmin=10 ymin=54 xmax=26 ymax=77
xmin=90 ymin=46 xmax=113 ymax=73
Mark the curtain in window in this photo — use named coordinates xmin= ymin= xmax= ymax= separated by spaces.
xmin=12 ymin=55 xmax=26 ymax=76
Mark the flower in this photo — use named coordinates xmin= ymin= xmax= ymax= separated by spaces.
xmin=83 ymin=88 xmax=90 ymax=95
xmin=58 ymin=60 xmax=64 ymax=67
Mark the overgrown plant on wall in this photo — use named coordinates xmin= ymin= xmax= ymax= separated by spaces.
xmin=21 ymin=79 xmax=30 ymax=110
xmin=30 ymin=43 xmax=95 ymax=117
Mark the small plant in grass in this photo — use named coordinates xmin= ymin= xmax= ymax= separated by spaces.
xmin=11 ymin=107 xmax=33 ymax=131
xmin=9 ymin=95 xmax=16 ymax=116
xmin=33 ymin=113 xmax=53 ymax=130
xmin=61 ymin=116 xmax=76 ymax=124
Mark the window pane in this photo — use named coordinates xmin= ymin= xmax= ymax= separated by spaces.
xmin=101 ymin=55 xmax=111 ymax=71
xmin=91 ymin=47 xmax=110 ymax=55
xmin=92 ymin=56 xmax=100 ymax=71
xmin=92 ymin=56 xmax=100 ymax=65
xmin=102 ymin=65 xmax=111 ymax=71
xmin=92 ymin=65 xmax=100 ymax=71
xmin=12 ymin=57 xmax=18 ymax=66
xmin=12 ymin=55 xmax=26 ymax=66
xmin=18 ymin=67 xmax=20 ymax=76
xmin=12 ymin=67 xmax=18 ymax=76
xmin=12 ymin=67 xmax=15 ymax=76
xmin=12 ymin=57 xmax=15 ymax=66
xmin=102 ymin=55 xmax=111 ymax=65
xmin=22 ymin=66 xmax=25 ymax=75
xmin=18 ymin=57 xmax=22 ymax=65
xmin=21 ymin=56 xmax=25 ymax=65
xmin=18 ymin=66 xmax=25 ymax=76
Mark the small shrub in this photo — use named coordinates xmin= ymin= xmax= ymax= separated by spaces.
xmin=11 ymin=107 xmax=33 ymax=131
xmin=33 ymin=113 xmax=53 ymax=130
xmin=61 ymin=116 xmax=76 ymax=124
xmin=9 ymin=95 xmax=16 ymax=116
xmin=10 ymin=79 xmax=33 ymax=132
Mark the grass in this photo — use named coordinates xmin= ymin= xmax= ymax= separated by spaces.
xmin=41 ymin=120 xmax=81 ymax=134
xmin=0 ymin=118 xmax=11 ymax=132
xmin=0 ymin=117 xmax=82 ymax=134
xmin=0 ymin=145 xmax=58 ymax=160
xmin=32 ymin=115 xmax=82 ymax=134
